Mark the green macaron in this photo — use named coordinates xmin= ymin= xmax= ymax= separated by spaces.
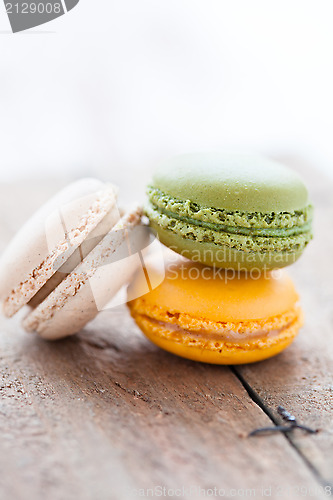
xmin=145 ymin=153 xmax=313 ymax=270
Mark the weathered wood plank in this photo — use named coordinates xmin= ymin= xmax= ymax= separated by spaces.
xmin=0 ymin=310 xmax=329 ymax=500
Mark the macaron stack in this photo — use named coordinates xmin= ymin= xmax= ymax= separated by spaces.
xmin=128 ymin=153 xmax=313 ymax=364
xmin=0 ymin=153 xmax=313 ymax=365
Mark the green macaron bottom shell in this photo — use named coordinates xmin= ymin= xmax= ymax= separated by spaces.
xmin=149 ymin=221 xmax=306 ymax=270
xmin=146 ymin=187 xmax=313 ymax=270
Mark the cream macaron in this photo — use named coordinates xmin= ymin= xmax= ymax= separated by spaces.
xmin=0 ymin=178 xmax=149 ymax=339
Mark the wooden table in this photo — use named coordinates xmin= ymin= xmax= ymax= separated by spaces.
xmin=0 ymin=164 xmax=332 ymax=500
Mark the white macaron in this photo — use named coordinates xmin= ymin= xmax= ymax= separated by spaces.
xmin=0 ymin=178 xmax=149 ymax=339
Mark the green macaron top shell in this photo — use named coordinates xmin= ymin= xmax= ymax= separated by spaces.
xmin=152 ymin=153 xmax=309 ymax=212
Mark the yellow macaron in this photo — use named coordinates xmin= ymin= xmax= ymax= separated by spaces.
xmin=127 ymin=253 xmax=303 ymax=364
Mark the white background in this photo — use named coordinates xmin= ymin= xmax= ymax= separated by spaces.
xmin=1 ymin=0 xmax=333 ymax=198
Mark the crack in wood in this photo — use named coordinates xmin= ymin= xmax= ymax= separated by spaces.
xmin=231 ymin=366 xmax=332 ymax=490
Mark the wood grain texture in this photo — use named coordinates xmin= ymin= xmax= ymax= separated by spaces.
xmin=0 ymin=167 xmax=332 ymax=500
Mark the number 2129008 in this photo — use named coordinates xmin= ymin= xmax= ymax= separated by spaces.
xmin=5 ymin=3 xmax=62 ymax=14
